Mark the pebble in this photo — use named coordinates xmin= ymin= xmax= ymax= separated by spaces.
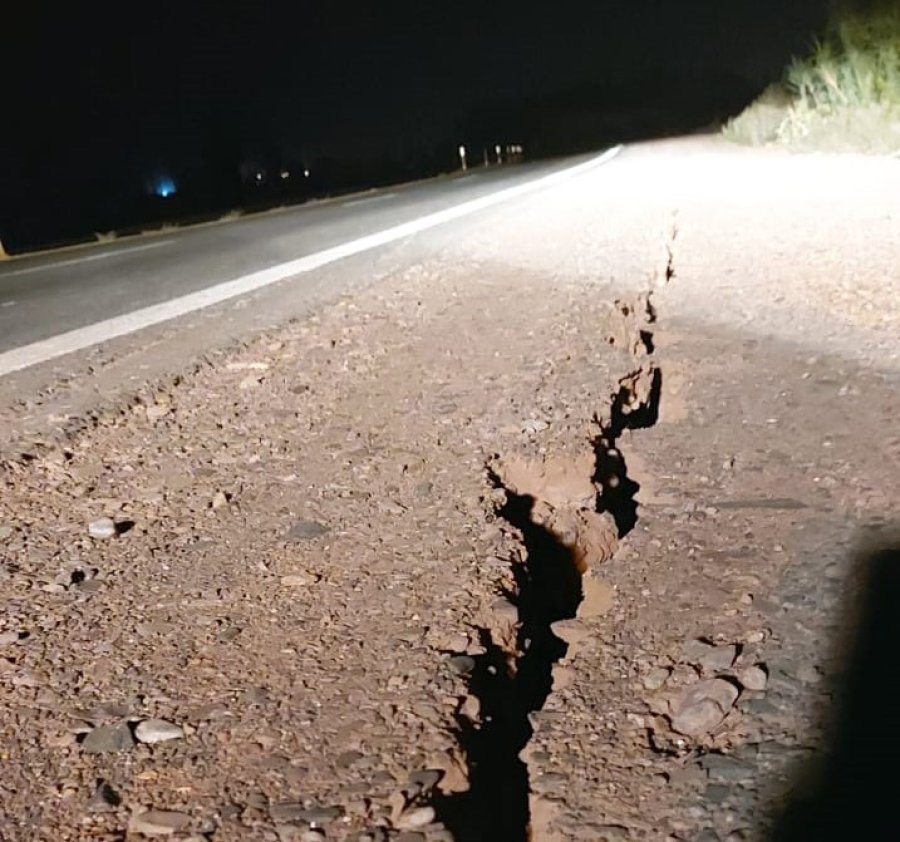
xmin=146 ymin=404 xmax=170 ymax=422
xmin=287 ymin=520 xmax=330 ymax=541
xmin=698 ymin=644 xmax=737 ymax=672
xmin=82 ymin=723 xmax=134 ymax=753
xmin=281 ymin=574 xmax=315 ymax=588
xmin=128 ymin=809 xmax=191 ymax=836
xmin=408 ymin=768 xmax=443 ymax=790
xmin=739 ymin=665 xmax=768 ymax=691
xmin=523 ymin=418 xmax=549 ymax=433
xmin=395 ymin=806 xmax=435 ymax=830
xmin=0 ymin=630 xmax=21 ymax=646
xmin=682 ymin=639 xmax=736 ymax=672
xmin=134 ymin=719 xmax=184 ymax=744
xmin=594 ymin=827 xmax=629 ymax=841
xmin=269 ymin=803 xmax=345 ymax=825
xmin=643 ymin=667 xmax=671 ymax=691
xmin=447 ymin=655 xmax=476 ymax=676
xmin=88 ymin=517 xmax=117 ymax=539
xmin=796 ymin=663 xmax=821 ymax=684
xmin=670 ymin=679 xmax=739 ymax=737
xmin=336 ymin=749 xmax=365 ymax=768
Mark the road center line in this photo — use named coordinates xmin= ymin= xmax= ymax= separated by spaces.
xmin=0 ymin=147 xmax=622 ymax=377
xmin=0 ymin=239 xmax=175 ymax=278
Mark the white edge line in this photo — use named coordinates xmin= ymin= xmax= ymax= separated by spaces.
xmin=0 ymin=146 xmax=622 ymax=377
xmin=0 ymin=239 xmax=175 ymax=278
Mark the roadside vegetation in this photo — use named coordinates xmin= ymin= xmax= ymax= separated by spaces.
xmin=725 ymin=0 xmax=900 ymax=154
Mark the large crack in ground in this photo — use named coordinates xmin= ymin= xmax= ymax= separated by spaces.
xmin=431 ymin=216 xmax=679 ymax=841
xmin=433 ymin=302 xmax=664 ymax=842
xmin=432 ymin=479 xmax=585 ymax=841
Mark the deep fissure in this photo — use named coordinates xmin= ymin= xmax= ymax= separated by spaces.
xmin=593 ymin=365 xmax=662 ymax=537
xmin=433 ymin=479 xmax=584 ymax=842
xmin=434 ymin=292 xmax=664 ymax=840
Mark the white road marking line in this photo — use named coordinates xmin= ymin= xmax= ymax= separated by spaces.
xmin=0 ymin=147 xmax=622 ymax=377
xmin=342 ymin=192 xmax=398 ymax=207
xmin=0 ymin=239 xmax=174 ymax=278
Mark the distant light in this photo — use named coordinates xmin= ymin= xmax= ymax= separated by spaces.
xmin=280 ymin=170 xmax=290 ymax=179
xmin=255 ymin=172 xmax=263 ymax=182
xmin=153 ymin=176 xmax=177 ymax=198
xmin=303 ymin=168 xmax=310 ymax=178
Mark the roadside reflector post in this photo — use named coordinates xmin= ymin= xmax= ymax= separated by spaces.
xmin=458 ymin=144 xmax=468 ymax=172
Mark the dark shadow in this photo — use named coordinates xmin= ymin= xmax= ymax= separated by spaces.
xmin=593 ymin=366 xmax=662 ymax=537
xmin=771 ymin=536 xmax=900 ymax=840
xmin=432 ymin=476 xmax=583 ymax=842
xmin=115 ymin=520 xmax=136 ymax=536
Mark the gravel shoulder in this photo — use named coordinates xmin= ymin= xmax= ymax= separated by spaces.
xmin=0 ymin=137 xmax=898 ymax=841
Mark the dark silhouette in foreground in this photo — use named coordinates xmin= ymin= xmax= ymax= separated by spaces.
xmin=772 ymin=535 xmax=900 ymax=840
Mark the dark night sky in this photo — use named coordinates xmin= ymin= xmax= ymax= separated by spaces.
xmin=2 ymin=1 xmax=827 ymax=248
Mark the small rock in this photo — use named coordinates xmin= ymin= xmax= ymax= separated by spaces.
xmin=336 ymin=750 xmax=365 ymax=768
xmin=0 ymin=630 xmax=21 ymax=646
xmin=408 ymin=769 xmax=443 ymax=791
xmin=128 ymin=809 xmax=191 ymax=836
xmin=134 ymin=719 xmax=184 ymax=744
xmin=76 ymin=701 xmax=132 ymax=721
xmin=739 ymin=665 xmax=768 ymax=692
xmin=88 ymin=518 xmax=117 ymax=539
xmin=447 ymin=655 xmax=476 ymax=676
xmin=594 ymin=827 xmax=629 ymax=841
xmin=395 ymin=806 xmax=435 ymax=830
xmin=682 ymin=639 xmax=736 ymax=672
xmin=82 ymin=723 xmax=134 ymax=754
xmin=796 ymin=664 xmax=821 ymax=684
xmin=670 ymin=679 xmax=739 ymax=737
xmin=211 ymin=491 xmax=230 ymax=509
xmin=239 ymin=374 xmax=263 ymax=390
xmin=146 ymin=404 xmax=170 ymax=422
xmin=227 ymin=361 xmax=270 ymax=371
xmin=281 ymin=573 xmax=315 ymax=588
xmin=287 ymin=520 xmax=330 ymax=541
xmin=269 ymin=803 xmax=344 ymax=825
xmin=522 ymin=418 xmax=549 ymax=433
xmin=643 ymin=667 xmax=671 ymax=691
xmin=698 ymin=644 xmax=737 ymax=673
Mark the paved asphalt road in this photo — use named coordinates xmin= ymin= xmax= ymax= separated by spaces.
xmin=0 ymin=155 xmax=596 ymax=357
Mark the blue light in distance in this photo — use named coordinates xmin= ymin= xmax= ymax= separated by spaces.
xmin=154 ymin=176 xmax=177 ymax=198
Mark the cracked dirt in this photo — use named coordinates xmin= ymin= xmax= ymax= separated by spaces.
xmin=1 ymin=138 xmax=899 ymax=841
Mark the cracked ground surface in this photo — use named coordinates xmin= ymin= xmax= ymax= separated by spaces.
xmin=1 ymin=138 xmax=899 ymax=841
